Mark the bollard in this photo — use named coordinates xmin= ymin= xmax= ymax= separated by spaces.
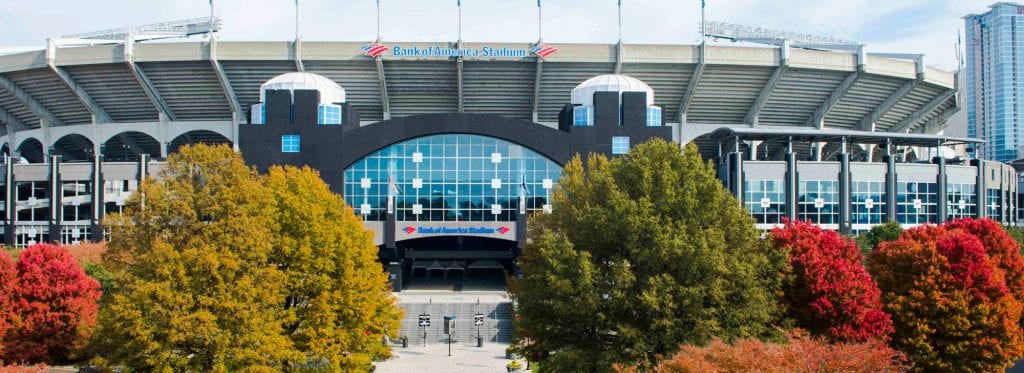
xmin=402 ymin=336 xmax=408 ymax=348
xmin=477 ymin=336 xmax=483 ymax=347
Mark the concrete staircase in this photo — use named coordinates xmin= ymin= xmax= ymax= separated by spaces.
xmin=397 ymin=299 xmax=514 ymax=346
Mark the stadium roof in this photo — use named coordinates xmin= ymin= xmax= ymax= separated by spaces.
xmin=0 ymin=40 xmax=959 ymax=158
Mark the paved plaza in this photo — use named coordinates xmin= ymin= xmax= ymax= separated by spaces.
xmin=375 ymin=341 xmax=530 ymax=373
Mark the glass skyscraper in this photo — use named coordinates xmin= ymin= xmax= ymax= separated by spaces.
xmin=965 ymin=2 xmax=1024 ymax=162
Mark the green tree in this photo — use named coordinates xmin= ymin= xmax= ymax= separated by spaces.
xmin=93 ymin=144 xmax=301 ymax=372
xmin=265 ymin=166 xmax=402 ymax=370
xmin=509 ymin=140 xmax=786 ymax=370
xmin=856 ymin=221 xmax=902 ymax=256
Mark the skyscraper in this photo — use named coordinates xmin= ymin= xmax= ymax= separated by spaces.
xmin=965 ymin=2 xmax=1024 ymax=162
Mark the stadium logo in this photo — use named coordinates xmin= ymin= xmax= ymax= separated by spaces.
xmin=403 ymin=226 xmax=416 ymax=234
xmin=530 ymin=44 xmax=558 ymax=58
xmin=497 ymin=226 xmax=510 ymax=235
xmin=362 ymin=42 xmax=388 ymax=57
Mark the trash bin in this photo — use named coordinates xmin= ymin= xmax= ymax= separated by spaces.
xmin=477 ymin=336 xmax=483 ymax=347
xmin=402 ymin=336 xmax=408 ymax=348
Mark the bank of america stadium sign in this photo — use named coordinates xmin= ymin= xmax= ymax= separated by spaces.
xmin=403 ymin=226 xmax=511 ymax=235
xmin=362 ymin=42 xmax=557 ymax=59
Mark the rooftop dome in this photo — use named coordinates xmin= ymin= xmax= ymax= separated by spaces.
xmin=260 ymin=72 xmax=345 ymax=104
xmin=571 ymin=74 xmax=654 ymax=107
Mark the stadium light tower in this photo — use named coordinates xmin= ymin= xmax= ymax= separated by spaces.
xmin=703 ymin=21 xmax=859 ymax=49
xmin=60 ymin=17 xmax=222 ymax=43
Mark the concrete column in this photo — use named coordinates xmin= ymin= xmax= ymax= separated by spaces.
xmin=4 ymin=157 xmax=13 ymax=247
xmin=935 ymin=155 xmax=947 ymax=224
xmin=885 ymin=154 xmax=897 ymax=223
xmin=861 ymin=143 xmax=876 ymax=163
xmin=49 ymin=154 xmax=61 ymax=245
xmin=976 ymin=159 xmax=986 ymax=219
xmin=814 ymin=142 xmax=824 ymax=161
xmin=748 ymin=140 xmax=761 ymax=161
xmin=839 ymin=151 xmax=851 ymax=235
xmin=785 ymin=151 xmax=798 ymax=221
xmin=728 ymin=151 xmax=744 ymax=206
xmin=91 ymin=154 xmax=104 ymax=242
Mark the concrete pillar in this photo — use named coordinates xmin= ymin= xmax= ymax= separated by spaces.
xmin=839 ymin=151 xmax=851 ymax=234
xmin=814 ymin=142 xmax=824 ymax=161
xmin=976 ymin=159 xmax=986 ymax=219
xmin=748 ymin=140 xmax=761 ymax=161
xmin=4 ymin=157 xmax=13 ymax=247
xmin=935 ymin=154 xmax=947 ymax=224
xmin=785 ymin=150 xmax=798 ymax=221
xmin=885 ymin=154 xmax=897 ymax=223
xmin=861 ymin=143 xmax=876 ymax=163
xmin=49 ymin=154 xmax=61 ymax=245
xmin=729 ymin=151 xmax=744 ymax=206
xmin=91 ymin=154 xmax=104 ymax=242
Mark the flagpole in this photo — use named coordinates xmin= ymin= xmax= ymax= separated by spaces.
xmin=538 ymin=0 xmax=543 ymax=43
xmin=458 ymin=0 xmax=462 ymax=42
xmin=701 ymin=0 xmax=706 ymax=46
xmin=295 ymin=0 xmax=301 ymax=41
xmin=618 ymin=0 xmax=622 ymax=43
xmin=209 ymin=0 xmax=216 ymax=39
xmin=377 ymin=0 xmax=382 ymax=43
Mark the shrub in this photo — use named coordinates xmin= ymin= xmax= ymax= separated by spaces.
xmin=0 ymin=253 xmax=15 ymax=357
xmin=616 ymin=332 xmax=908 ymax=373
xmin=768 ymin=220 xmax=892 ymax=342
xmin=63 ymin=242 xmax=107 ymax=266
xmin=856 ymin=221 xmax=902 ymax=255
xmin=2 ymin=244 xmax=101 ymax=363
xmin=868 ymin=222 xmax=1024 ymax=372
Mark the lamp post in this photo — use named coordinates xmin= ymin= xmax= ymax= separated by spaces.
xmin=474 ymin=312 xmax=484 ymax=347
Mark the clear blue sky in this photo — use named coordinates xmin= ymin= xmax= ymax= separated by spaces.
xmin=0 ymin=0 xmax=1007 ymax=70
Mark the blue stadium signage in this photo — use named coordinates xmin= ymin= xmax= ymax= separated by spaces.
xmin=403 ymin=226 xmax=511 ymax=235
xmin=391 ymin=45 xmax=529 ymax=58
xmin=362 ymin=42 xmax=557 ymax=59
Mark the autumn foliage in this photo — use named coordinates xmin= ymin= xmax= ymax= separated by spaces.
xmin=617 ymin=332 xmax=908 ymax=373
xmin=0 ymin=244 xmax=101 ymax=363
xmin=868 ymin=220 xmax=1024 ymax=372
xmin=768 ymin=220 xmax=893 ymax=342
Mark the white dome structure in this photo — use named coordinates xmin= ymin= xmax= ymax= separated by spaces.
xmin=260 ymin=72 xmax=346 ymax=104
xmin=571 ymin=74 xmax=654 ymax=107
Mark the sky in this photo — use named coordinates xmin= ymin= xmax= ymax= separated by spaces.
xmin=0 ymin=0 xmax=1008 ymax=70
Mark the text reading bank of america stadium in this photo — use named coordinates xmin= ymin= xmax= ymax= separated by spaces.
xmin=0 ymin=36 xmax=1016 ymax=291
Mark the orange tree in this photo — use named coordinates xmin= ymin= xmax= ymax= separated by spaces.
xmin=868 ymin=221 xmax=1024 ymax=372
xmin=510 ymin=140 xmax=787 ymax=370
xmin=616 ymin=332 xmax=909 ymax=373
xmin=768 ymin=220 xmax=892 ymax=342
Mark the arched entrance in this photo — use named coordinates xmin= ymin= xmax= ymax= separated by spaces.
xmin=17 ymin=138 xmax=44 ymax=163
xmin=53 ymin=134 xmax=94 ymax=162
xmin=103 ymin=131 xmax=161 ymax=162
xmin=168 ymin=130 xmax=233 ymax=155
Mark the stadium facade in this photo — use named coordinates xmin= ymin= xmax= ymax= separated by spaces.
xmin=0 ymin=40 xmax=1016 ymax=290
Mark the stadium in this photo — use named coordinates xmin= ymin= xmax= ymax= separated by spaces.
xmin=0 ymin=17 xmax=1017 ymax=294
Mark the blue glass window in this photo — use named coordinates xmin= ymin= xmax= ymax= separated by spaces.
xmin=988 ymin=188 xmax=1003 ymax=218
xmin=744 ymin=180 xmax=785 ymax=226
xmin=851 ymin=181 xmax=886 ymax=226
xmin=612 ymin=137 xmax=630 ymax=155
xmin=896 ymin=182 xmax=937 ymax=225
xmin=646 ymin=106 xmax=662 ymax=127
xmin=251 ymin=104 xmax=265 ymax=125
xmin=573 ymin=106 xmax=593 ymax=127
xmin=281 ymin=135 xmax=300 ymax=153
xmin=947 ymin=183 xmax=976 ymax=221
xmin=318 ymin=104 xmax=342 ymax=125
xmin=344 ymin=134 xmax=563 ymax=222
xmin=798 ymin=180 xmax=839 ymax=226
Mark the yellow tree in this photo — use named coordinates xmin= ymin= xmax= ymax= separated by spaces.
xmin=94 ymin=144 xmax=301 ymax=372
xmin=265 ymin=166 xmax=402 ymax=370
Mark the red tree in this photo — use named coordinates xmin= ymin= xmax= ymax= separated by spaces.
xmin=1 ymin=244 xmax=101 ymax=363
xmin=769 ymin=220 xmax=893 ymax=342
xmin=946 ymin=218 xmax=1024 ymax=302
xmin=0 ymin=253 xmax=15 ymax=357
xmin=869 ymin=224 xmax=1024 ymax=372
